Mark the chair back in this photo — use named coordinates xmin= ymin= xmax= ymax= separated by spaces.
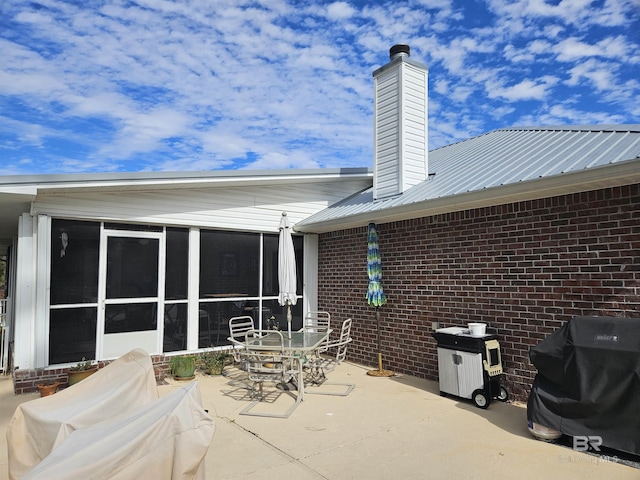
xmin=333 ymin=318 xmax=353 ymax=363
xmin=241 ymin=330 xmax=295 ymax=382
xmin=303 ymin=311 xmax=330 ymax=332
xmin=302 ymin=311 xmax=331 ymax=352
xmin=238 ymin=329 xmax=302 ymax=418
xmin=229 ymin=316 xmax=255 ymax=342
xmin=242 ymin=328 xmax=284 ymax=352
xmin=228 ymin=316 xmax=255 ymax=362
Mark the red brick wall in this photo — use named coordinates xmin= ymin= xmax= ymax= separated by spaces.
xmin=318 ymin=184 xmax=640 ymax=402
xmin=13 ymin=355 xmax=171 ymax=394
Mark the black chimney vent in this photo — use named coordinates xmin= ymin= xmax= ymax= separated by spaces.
xmin=389 ymin=44 xmax=410 ymax=59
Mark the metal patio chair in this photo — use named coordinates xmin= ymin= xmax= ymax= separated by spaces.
xmin=305 ymin=317 xmax=354 ymax=396
xmin=227 ymin=316 xmax=256 ymax=365
xmin=238 ymin=329 xmax=302 ymax=418
xmin=300 ymin=311 xmax=331 ymax=333
xmin=299 ymin=310 xmax=332 ymax=356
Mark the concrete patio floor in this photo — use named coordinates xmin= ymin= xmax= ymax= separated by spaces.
xmin=2 ymin=360 xmax=638 ymax=479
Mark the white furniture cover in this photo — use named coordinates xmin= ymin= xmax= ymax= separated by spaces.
xmin=21 ymin=382 xmax=214 ymax=479
xmin=7 ymin=348 xmax=215 ymax=479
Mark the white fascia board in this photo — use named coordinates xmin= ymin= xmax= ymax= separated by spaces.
xmin=1 ymin=169 xmax=372 ymax=194
xmin=0 ymin=186 xmax=38 ymax=196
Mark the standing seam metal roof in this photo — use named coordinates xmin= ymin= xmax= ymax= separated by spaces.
xmin=296 ymin=125 xmax=640 ymax=231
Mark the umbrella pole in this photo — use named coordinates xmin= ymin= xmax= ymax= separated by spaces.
xmin=286 ymin=303 xmax=292 ymax=339
xmin=376 ymin=307 xmax=382 ymax=370
xmin=367 ymin=307 xmax=394 ymax=377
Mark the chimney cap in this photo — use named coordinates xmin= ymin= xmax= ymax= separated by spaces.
xmin=390 ymin=44 xmax=410 ymax=59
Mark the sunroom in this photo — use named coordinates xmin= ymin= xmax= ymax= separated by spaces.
xmin=0 ymin=168 xmax=372 ymax=392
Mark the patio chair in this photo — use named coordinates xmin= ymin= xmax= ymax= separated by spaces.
xmin=299 ymin=311 xmax=332 ymax=354
xmin=238 ymin=330 xmax=302 ymax=418
xmin=305 ymin=318 xmax=355 ymax=396
xmin=300 ymin=311 xmax=331 ymax=333
xmin=227 ymin=316 xmax=256 ymax=364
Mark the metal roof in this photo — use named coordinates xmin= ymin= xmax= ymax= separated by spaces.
xmin=295 ymin=125 xmax=640 ymax=233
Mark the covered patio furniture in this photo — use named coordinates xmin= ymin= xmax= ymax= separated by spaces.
xmin=238 ymin=329 xmax=302 ymax=418
xmin=305 ymin=318 xmax=355 ymax=396
xmin=20 ymin=382 xmax=215 ymax=479
xmin=7 ymin=348 xmax=159 ymax=479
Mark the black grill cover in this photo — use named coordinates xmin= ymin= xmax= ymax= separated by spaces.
xmin=527 ymin=316 xmax=640 ymax=455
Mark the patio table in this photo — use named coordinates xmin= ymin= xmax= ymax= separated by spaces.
xmin=245 ymin=330 xmax=329 ymax=401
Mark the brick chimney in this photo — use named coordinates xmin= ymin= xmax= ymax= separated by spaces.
xmin=373 ymin=44 xmax=428 ymax=200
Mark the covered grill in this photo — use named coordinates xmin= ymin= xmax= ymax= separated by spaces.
xmin=527 ymin=316 xmax=640 ymax=455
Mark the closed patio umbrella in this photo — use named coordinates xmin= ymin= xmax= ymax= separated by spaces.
xmin=278 ymin=212 xmax=297 ymax=339
xmin=366 ymin=223 xmax=394 ymax=377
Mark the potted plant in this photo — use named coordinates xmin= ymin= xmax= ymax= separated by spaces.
xmin=200 ymin=350 xmax=229 ymax=375
xmin=37 ymin=381 xmax=60 ymax=397
xmin=68 ymin=358 xmax=98 ymax=386
xmin=169 ymin=355 xmax=196 ymax=380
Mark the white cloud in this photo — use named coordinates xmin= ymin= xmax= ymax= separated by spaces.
xmin=0 ymin=0 xmax=638 ymax=174
xmin=244 ymin=150 xmax=321 ymax=170
xmin=503 ymin=44 xmax=535 ymax=63
xmin=554 ymin=35 xmax=630 ymax=61
xmin=112 ymin=108 xmax=191 ymax=155
xmin=536 ymin=103 xmax=628 ymax=125
xmin=525 ymin=0 xmax=593 ymax=20
xmin=326 ymin=1 xmax=357 ymax=20
xmin=565 ymin=58 xmax=623 ymax=93
xmin=449 ymin=85 xmax=475 ymax=103
xmin=487 ymin=76 xmax=560 ymax=101
xmin=429 ymin=36 xmax=497 ymax=75
xmin=528 ymin=39 xmax=553 ymax=55
xmin=487 ymin=0 xmax=632 ymax=28
xmin=540 ymin=24 xmax=564 ymax=39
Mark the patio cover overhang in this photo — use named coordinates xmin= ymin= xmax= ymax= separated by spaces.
xmin=0 ymin=167 xmax=372 ymax=253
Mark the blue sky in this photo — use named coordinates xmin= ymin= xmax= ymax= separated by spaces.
xmin=1 ymin=0 xmax=639 ymax=175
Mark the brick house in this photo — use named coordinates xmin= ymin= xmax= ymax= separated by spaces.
xmin=295 ymin=46 xmax=640 ymax=401
xmin=300 ymin=185 xmax=639 ymax=401
xmin=0 ymin=45 xmax=638 ymax=398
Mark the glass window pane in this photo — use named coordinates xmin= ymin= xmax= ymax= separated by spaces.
xmin=50 ymin=219 xmax=100 ymax=305
xmin=165 ymin=228 xmax=189 ymax=300
xmin=262 ymin=234 xmax=278 ymax=296
xmin=241 ymin=301 xmax=271 ymax=329
xmin=199 ymin=231 xmax=259 ymax=297
xmin=262 ymin=234 xmax=304 ymax=296
xmin=164 ymin=303 xmax=187 ymax=352
xmin=197 ymin=301 xmax=247 ymax=348
xmin=105 ymin=303 xmax=157 ymax=333
xmin=49 ymin=307 xmax=97 ymax=364
xmin=259 ymin=299 xmax=303 ymax=332
xmin=293 ymin=235 xmax=303 ymax=296
xmin=106 ymin=237 xmax=159 ymax=299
